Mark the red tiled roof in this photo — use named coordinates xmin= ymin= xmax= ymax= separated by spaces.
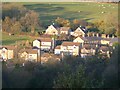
xmin=100 ymin=46 xmax=109 ymax=51
xmin=82 ymin=44 xmax=96 ymax=49
xmin=62 ymin=41 xmax=80 ymax=46
xmin=19 ymin=49 xmax=38 ymax=54
xmin=2 ymin=45 xmax=16 ymax=50
xmin=38 ymin=38 xmax=52 ymax=42
xmin=55 ymin=45 xmax=61 ymax=49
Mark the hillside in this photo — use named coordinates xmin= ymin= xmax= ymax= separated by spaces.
xmin=2 ymin=2 xmax=118 ymax=45
xmin=22 ymin=2 xmax=118 ymax=27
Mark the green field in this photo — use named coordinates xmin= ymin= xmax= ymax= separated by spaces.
xmin=22 ymin=2 xmax=118 ymax=27
xmin=2 ymin=2 xmax=118 ymax=45
xmin=1 ymin=32 xmax=31 ymax=45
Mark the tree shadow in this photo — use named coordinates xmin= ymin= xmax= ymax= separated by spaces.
xmin=24 ymin=4 xmax=64 ymax=13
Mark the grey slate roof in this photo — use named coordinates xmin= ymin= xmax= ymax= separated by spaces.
xmin=82 ymin=36 xmax=102 ymax=41
xmin=82 ymin=44 xmax=97 ymax=49
xmin=110 ymin=37 xmax=120 ymax=43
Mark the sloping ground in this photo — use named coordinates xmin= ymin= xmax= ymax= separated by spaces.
xmin=23 ymin=2 xmax=118 ymax=26
xmin=1 ymin=32 xmax=31 ymax=45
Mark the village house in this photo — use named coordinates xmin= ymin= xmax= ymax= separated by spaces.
xmin=54 ymin=45 xmax=61 ymax=55
xmin=73 ymin=36 xmax=101 ymax=46
xmin=80 ymin=44 xmax=97 ymax=58
xmin=45 ymin=25 xmax=59 ymax=35
xmin=82 ymin=36 xmax=102 ymax=45
xmin=33 ymin=37 xmax=56 ymax=51
xmin=73 ymin=37 xmax=84 ymax=46
xmin=99 ymin=46 xmax=111 ymax=58
xmin=60 ymin=27 xmax=71 ymax=35
xmin=41 ymin=53 xmax=61 ymax=64
xmin=19 ymin=49 xmax=38 ymax=62
xmin=71 ymin=27 xmax=87 ymax=37
xmin=109 ymin=37 xmax=120 ymax=46
xmin=101 ymin=34 xmax=107 ymax=38
xmin=101 ymin=38 xmax=111 ymax=45
xmin=33 ymin=39 xmax=41 ymax=48
xmin=60 ymin=41 xmax=80 ymax=56
xmin=0 ymin=46 xmax=16 ymax=61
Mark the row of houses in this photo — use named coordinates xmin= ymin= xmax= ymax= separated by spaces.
xmin=0 ymin=46 xmax=39 ymax=62
xmin=44 ymin=25 xmax=116 ymax=38
xmin=45 ymin=25 xmax=89 ymax=37
xmin=32 ymin=36 xmax=119 ymax=58
xmin=54 ymin=41 xmax=112 ymax=58
xmin=0 ymin=46 xmax=15 ymax=61
xmin=0 ymin=24 xmax=120 ymax=62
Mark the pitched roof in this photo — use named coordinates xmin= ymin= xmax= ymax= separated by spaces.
xmin=28 ymin=49 xmax=38 ymax=54
xmin=73 ymin=37 xmax=84 ymax=42
xmin=110 ymin=37 xmax=120 ymax=43
xmin=38 ymin=38 xmax=52 ymax=42
xmin=82 ymin=44 xmax=96 ymax=49
xmin=19 ymin=49 xmax=38 ymax=54
xmin=55 ymin=45 xmax=61 ymax=49
xmin=2 ymin=45 xmax=16 ymax=50
xmin=74 ymin=27 xmax=85 ymax=33
xmin=82 ymin=36 xmax=102 ymax=41
xmin=101 ymin=38 xmax=111 ymax=41
xmin=60 ymin=27 xmax=70 ymax=31
xmin=74 ymin=27 xmax=87 ymax=33
xmin=62 ymin=41 xmax=80 ymax=46
xmin=46 ymin=25 xmax=58 ymax=31
xmin=34 ymin=39 xmax=41 ymax=42
xmin=100 ymin=46 xmax=109 ymax=52
xmin=40 ymin=34 xmax=52 ymax=38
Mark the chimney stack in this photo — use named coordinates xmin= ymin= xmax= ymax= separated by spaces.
xmin=92 ymin=33 xmax=95 ymax=37
xmin=101 ymin=34 xmax=107 ymax=38
xmin=96 ymin=44 xmax=98 ymax=48
xmin=87 ymin=33 xmax=90 ymax=37
xmin=83 ymin=34 xmax=85 ymax=37
xmin=96 ymin=33 xmax=99 ymax=37
xmin=52 ymin=37 xmax=55 ymax=50
xmin=107 ymin=35 xmax=109 ymax=38
xmin=112 ymin=35 xmax=115 ymax=38
xmin=81 ymin=43 xmax=84 ymax=47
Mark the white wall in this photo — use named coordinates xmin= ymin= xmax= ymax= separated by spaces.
xmin=33 ymin=40 xmax=40 ymax=48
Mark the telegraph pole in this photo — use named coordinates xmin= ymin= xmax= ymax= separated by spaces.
xmin=39 ymin=41 xmax=41 ymax=64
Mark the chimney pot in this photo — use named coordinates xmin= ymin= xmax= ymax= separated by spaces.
xmin=92 ymin=33 xmax=95 ymax=37
xmin=112 ymin=35 xmax=114 ymax=38
xmin=87 ymin=33 xmax=90 ymax=37
xmin=107 ymin=35 xmax=109 ymax=38
xmin=97 ymin=33 xmax=99 ymax=37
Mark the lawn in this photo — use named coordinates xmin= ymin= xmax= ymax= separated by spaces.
xmin=1 ymin=32 xmax=31 ymax=45
xmin=22 ymin=2 xmax=118 ymax=27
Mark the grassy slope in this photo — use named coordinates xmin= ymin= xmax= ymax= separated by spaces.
xmin=2 ymin=2 xmax=118 ymax=45
xmin=22 ymin=2 xmax=118 ymax=26
xmin=1 ymin=32 xmax=30 ymax=45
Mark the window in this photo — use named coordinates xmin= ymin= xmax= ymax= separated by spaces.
xmin=2 ymin=51 xmax=5 ymax=53
xmin=74 ymin=46 xmax=76 ymax=48
xmin=73 ymin=45 xmax=76 ymax=48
